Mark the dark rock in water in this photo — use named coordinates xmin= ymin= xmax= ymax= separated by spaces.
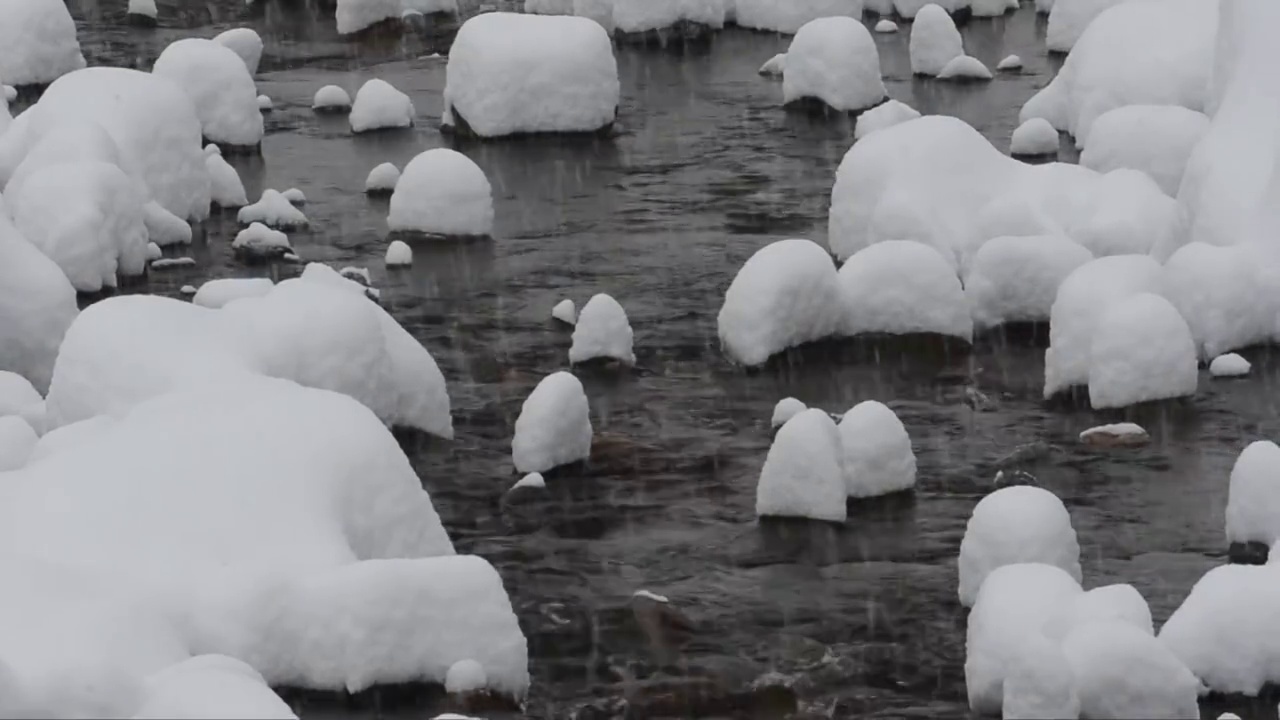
xmin=615 ymin=20 xmax=716 ymax=50
xmin=993 ymin=469 xmax=1038 ymax=488
xmin=204 ymin=138 xmax=262 ymax=156
xmin=125 ymin=12 xmax=157 ymax=27
xmin=963 ymin=386 xmax=997 ymax=412
xmin=630 ymin=592 xmax=696 ymax=665
xmin=443 ymin=103 xmax=616 ymax=141
xmin=783 ymin=95 xmax=885 ymax=118
xmin=588 ymin=432 xmax=663 ymax=476
xmin=232 ymin=244 xmax=291 ymax=264
xmin=499 ymin=477 xmax=550 ymax=533
xmin=275 ymin=680 xmax=521 ymax=716
xmin=1228 ymin=541 xmax=1270 ymax=566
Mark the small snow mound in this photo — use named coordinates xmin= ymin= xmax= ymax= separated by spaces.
xmin=1061 ymin=621 xmax=1200 ymax=719
xmin=783 ymin=17 xmax=885 ymax=113
xmin=1010 ymin=118 xmax=1059 ymax=156
xmin=837 ymin=400 xmax=915 ymax=499
xmin=937 ymin=55 xmax=992 ymax=81
xmin=238 ymin=189 xmax=309 ymax=229
xmin=0 ymin=371 xmax=43 ymax=416
xmin=957 ymin=486 xmax=1081 ymax=607
xmin=336 ymin=0 xmax=401 ymax=33
xmin=0 ymin=0 xmax=86 ymax=86
xmin=1078 ymin=105 xmax=1210 ymax=197
xmin=1226 ymin=441 xmax=1280 ymax=548
xmin=312 ymin=85 xmax=352 ymax=113
xmin=853 ymin=99 xmax=920 ymax=141
xmin=207 ymin=152 xmax=248 ymax=208
xmin=569 ymin=293 xmax=634 ymax=365
xmin=350 ymin=79 xmax=415 ymax=133
xmin=1210 ymin=353 xmax=1250 ymax=378
xmin=874 ymin=19 xmax=897 ymax=32
xmin=996 ymin=54 xmax=1022 ymax=71
xmin=965 ymin=235 xmax=1093 ymax=331
xmin=192 ymin=277 xmax=275 ymax=308
xmin=839 ymin=240 xmax=973 ymax=342
xmin=213 ymin=27 xmax=264 ymax=75
xmin=512 ymin=371 xmax=592 ymax=474
xmin=1079 ymin=422 xmax=1149 ymax=447
xmin=444 ymin=659 xmax=487 ymax=694
xmin=756 ymin=408 xmax=847 ymax=523
xmin=909 ymin=4 xmax=963 ymax=77
xmin=128 ymin=0 xmax=158 ymax=20
xmin=180 ymin=285 xmax=196 ymax=295
xmin=733 ymin=0 xmax=865 ymax=34
xmin=233 ymin=222 xmax=292 ymax=259
xmin=146 ymin=242 xmax=163 ymax=261
xmin=387 ymin=149 xmax=493 ymax=237
xmin=152 ymin=38 xmax=264 ymax=147
xmin=385 ymin=240 xmax=413 ymax=267
xmin=257 ymin=94 xmax=273 ymax=111
xmin=512 ymin=472 xmax=546 ymax=490
xmin=1087 ymin=292 xmax=1197 ymax=409
xmin=282 ymin=188 xmax=306 ymax=205
xmin=758 ymin=53 xmax=786 ymax=76
xmin=365 ymin=162 xmax=400 ymax=194
xmin=771 ymin=398 xmax=807 ymax=429
xmin=0 ymin=416 xmax=38 ymax=471
xmin=552 ymin=299 xmax=577 ymax=325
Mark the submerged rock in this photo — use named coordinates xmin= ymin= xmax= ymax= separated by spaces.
xmin=1080 ymin=423 xmax=1150 ymax=448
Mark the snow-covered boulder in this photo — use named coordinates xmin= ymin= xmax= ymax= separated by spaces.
xmin=192 ymin=277 xmax=275 ymax=309
xmin=756 ymin=408 xmax=847 ymax=523
xmin=838 ymin=240 xmax=972 ymax=341
xmin=512 ymin=371 xmax=592 ymax=474
xmin=996 ymin=54 xmax=1022 ymax=71
xmin=1079 ymin=422 xmax=1149 ymax=448
xmin=336 ymin=0 xmax=401 ymax=33
xmin=152 ymin=39 xmax=264 ymax=148
xmin=612 ymin=0 xmax=727 ymax=36
xmin=0 ymin=0 xmax=85 ymax=87
xmin=569 ymin=293 xmax=634 ymax=365
xmin=312 ymin=85 xmax=352 ymax=113
xmin=965 ymin=235 xmax=1093 ymax=331
xmin=258 ymin=95 xmax=273 ymax=112
xmin=937 ymin=56 xmax=991 ymax=82
xmin=874 ymin=19 xmax=897 ymax=32
xmin=730 ymin=0 xmax=864 ymax=34
xmin=1000 ymin=636 xmax=1081 ymax=720
xmin=1042 ymin=254 xmax=1164 ymax=398
xmin=132 ymin=655 xmax=294 ymax=719
xmin=552 ymin=299 xmax=576 ymax=325
xmin=1087 ymin=292 xmax=1197 ymax=409
xmin=717 ymin=238 xmax=843 ymax=366
xmin=957 ymin=486 xmax=1081 ymax=607
xmin=349 ymin=79 xmax=414 ymax=133
xmin=0 ymin=219 xmax=78 ymax=393
xmin=1071 ymin=169 xmax=1178 ymax=257
xmin=837 ymin=400 xmax=915 ymax=499
xmin=365 ymin=162 xmax=400 ymax=194
xmin=0 ymin=371 xmax=42 ymax=417
xmin=207 ymin=152 xmax=248 ymax=207
xmin=445 ymin=659 xmax=487 ymax=695
xmin=1061 ymin=621 xmax=1200 ymax=719
xmin=1225 ymin=441 xmax=1280 ymax=548
xmin=771 ymin=398 xmax=806 ymax=429
xmin=853 ymin=99 xmax=919 ymax=141
xmin=0 ymin=415 xmax=37 ymax=471
xmin=282 ymin=188 xmax=305 ymax=205
xmin=782 ymin=17 xmax=884 ymax=113
xmin=1078 ymin=105 xmax=1209 ymax=197
xmin=213 ymin=28 xmax=264 ymax=76
xmin=894 ymin=0 xmax=969 ymax=18
xmin=443 ymin=13 xmax=618 ymax=138
xmin=126 ymin=0 xmax=157 ymax=25
xmin=1046 ymin=0 xmax=1122 ymax=53
xmin=909 ymin=4 xmax=963 ymax=77
xmin=385 ymin=240 xmax=412 ymax=267
xmin=758 ymin=53 xmax=785 ymax=76
xmin=1010 ymin=118 xmax=1059 ymax=157
xmin=1210 ymin=353 xmax=1250 ymax=378
xmin=1161 ymin=243 xmax=1275 ymax=359
xmin=386 ymin=149 xmax=493 ymax=237
xmin=238 ymin=189 xmax=308 ymax=229
xmin=233 ymin=223 xmax=292 ymax=261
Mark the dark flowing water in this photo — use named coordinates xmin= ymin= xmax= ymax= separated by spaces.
xmin=54 ymin=0 xmax=1280 ymax=717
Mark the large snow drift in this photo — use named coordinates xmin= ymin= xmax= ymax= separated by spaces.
xmin=386 ymin=149 xmax=493 ymax=237
xmin=0 ymin=216 xmax=78 ymax=393
xmin=957 ymin=487 xmax=1081 ymax=607
xmin=1087 ymin=292 xmax=1197 ymax=409
xmin=837 ymin=400 xmax=915 ymax=499
xmin=838 ymin=240 xmax=972 ymax=342
xmin=756 ymin=408 xmax=847 ymax=523
xmin=0 ymin=0 xmax=86 ymax=87
xmin=512 ymin=371 xmax=592 ymax=474
xmin=964 ymin=235 xmax=1093 ymax=331
xmin=1078 ymin=105 xmax=1209 ymax=197
xmin=909 ymin=4 xmax=963 ymax=77
xmin=1225 ymin=441 xmax=1280 ymax=548
xmin=152 ymin=39 xmax=265 ymax=148
xmin=782 ymin=16 xmax=884 ymax=113
xmin=732 ymin=0 xmax=864 ymax=34
xmin=443 ymin=13 xmax=618 ymax=138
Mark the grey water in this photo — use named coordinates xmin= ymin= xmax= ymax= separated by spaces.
xmin=57 ymin=0 xmax=1280 ymax=717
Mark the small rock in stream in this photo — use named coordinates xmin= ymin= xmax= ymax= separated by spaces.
xmin=1080 ymin=422 xmax=1150 ymax=448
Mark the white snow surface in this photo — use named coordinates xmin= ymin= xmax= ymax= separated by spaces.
xmin=1078 ymin=105 xmax=1209 ymax=196
xmin=758 ymin=53 xmax=785 ymax=76
xmin=874 ymin=19 xmax=897 ymax=32
xmin=1078 ymin=422 xmax=1148 ymax=444
xmin=853 ymin=99 xmax=919 ymax=140
xmin=0 ymin=415 xmax=37 ymax=471
xmin=238 ymin=189 xmax=309 ymax=229
xmin=0 ymin=215 xmax=78 ymax=393
xmin=312 ymin=85 xmax=352 ymax=111
xmin=1042 ymin=254 xmax=1164 ymax=398
xmin=1046 ymin=0 xmax=1125 ymax=52
xmin=365 ymin=162 xmax=400 ymax=193
xmin=526 ymin=0 xmax=575 ymax=12
xmin=512 ymin=472 xmax=546 ymax=490
xmin=1000 ymin=635 xmax=1081 ymax=720
xmin=0 ymin=0 xmax=86 ymax=87
xmin=207 ymin=152 xmax=248 ymax=207
xmin=213 ymin=28 xmax=264 ymax=75
xmin=717 ymin=238 xmax=844 ymax=367
xmin=1087 ymin=292 xmax=1197 ymax=409
xmin=192 ymin=278 xmax=275 ymax=309
xmin=957 ymin=486 xmax=1081 ymax=607
xmin=443 ymin=13 xmax=618 ymax=137
xmin=1210 ymin=353 xmax=1251 ymax=378
xmin=1160 ymin=242 xmax=1280 ymax=360
xmin=964 ymin=235 xmax=1093 ymax=330
xmin=612 ymin=0 xmax=727 ymax=33
xmin=838 ymin=240 xmax=973 ymax=341
xmin=386 ymin=149 xmax=493 ymax=236
xmin=569 ymin=293 xmax=634 ymax=365
xmin=782 ymin=17 xmax=885 ymax=113
xmin=0 ymin=371 xmax=42 ymax=417
xmin=132 ymin=655 xmax=296 ymax=719
xmin=894 ymin=0 xmax=970 ymax=19
xmin=755 ymin=408 xmax=847 ymax=523
xmin=385 ymin=240 xmax=413 ymax=267
xmin=937 ymin=56 xmax=991 ymax=81
xmin=909 ymin=4 xmax=963 ymax=76
xmin=512 ymin=371 xmax=592 ymax=474
xmin=1043 ymin=583 xmax=1155 ymax=641
xmin=445 ymin=659 xmax=487 ymax=694
xmin=1010 ymin=118 xmax=1059 ymax=156
xmin=732 ymin=0 xmax=864 ymax=34
xmin=152 ymin=39 xmax=264 ymax=147
xmin=349 ymin=79 xmax=415 ymax=133
xmin=997 ymin=54 xmax=1022 ymax=70
xmin=771 ymin=397 xmax=807 ymax=429
xmin=1225 ymin=441 xmax=1280 ymax=547
xmin=552 ymin=298 xmax=577 ymax=325
xmin=837 ymin=400 xmax=915 ymax=499
xmin=336 ymin=0 xmax=401 ymax=33
xmin=1061 ymin=622 xmax=1201 ymax=719
xmin=233 ymin=223 xmax=292 ymax=254
xmin=572 ymin=0 xmax=616 ymax=32
xmin=128 ymin=0 xmax=157 ymax=19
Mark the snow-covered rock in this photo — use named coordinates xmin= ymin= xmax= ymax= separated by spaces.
xmin=385 ymin=240 xmax=412 ymax=267
xmin=1061 ymin=621 xmax=1200 ymax=719
xmin=512 ymin=472 xmax=546 ymax=491
xmin=1000 ymin=636 xmax=1081 ymax=720
xmin=365 ymin=162 xmax=400 ymax=194
xmin=1078 ymin=105 xmax=1209 ymax=197
xmin=894 ymin=0 xmax=969 ymax=18
xmin=1042 ymin=254 xmax=1164 ymax=398
xmin=281 ymin=188 xmax=305 ymax=205
xmin=782 ymin=17 xmax=884 ymax=113
xmin=386 ymin=149 xmax=493 ymax=237
xmin=4 ymin=122 xmax=123 ymax=200
xmin=937 ymin=56 xmax=992 ymax=81
xmin=144 ymin=202 xmax=194 ymax=247
xmin=145 ymin=242 xmax=163 ymax=262
xmin=232 ymin=223 xmax=292 ymax=260
xmin=972 ymin=0 xmax=1015 ymax=16
xmin=132 ymin=655 xmax=295 ymax=720
xmin=1044 ymin=584 xmax=1154 ymax=640
xmin=192 ymin=278 xmax=275 ymax=309
xmin=717 ymin=238 xmax=844 ymax=366
xmin=213 ymin=28 xmax=264 ymax=76
xmin=731 ymin=0 xmax=864 ymax=34
xmin=0 ymin=218 xmax=78 ymax=393
xmin=238 ymin=189 xmax=309 ymax=229
xmin=612 ymin=0 xmax=727 ymax=34
xmin=512 ymin=371 xmax=592 ymax=474
xmin=127 ymin=0 xmax=157 ymax=23
xmin=258 ymin=94 xmax=273 ymax=112
xmin=443 ymin=13 xmax=618 ymax=138
xmin=445 ymin=659 xmax=487 ymax=694
xmin=569 ymin=294 xmax=634 ymax=365
xmin=837 ymin=400 xmax=915 ymax=499
xmin=207 ymin=152 xmax=248 ymax=207
xmin=838 ymin=240 xmax=972 ymax=341
xmin=0 ymin=371 xmax=42 ymax=417
xmin=1046 ymin=0 xmax=1122 ymax=53
xmin=336 ymin=0 xmax=401 ymax=33
xmin=1210 ymin=353 xmax=1250 ymax=378
xmin=958 ymin=487 xmax=1081 ymax=607
xmin=757 ymin=53 xmax=785 ymax=76
xmin=0 ymin=0 xmax=86 ymax=87
xmin=771 ymin=398 xmax=807 ymax=430
xmin=349 ymin=79 xmax=414 ymax=133
xmin=1087 ymin=292 xmax=1197 ymax=409
xmin=756 ymin=408 xmax=847 ymax=523
xmin=853 ymin=99 xmax=919 ymax=140
xmin=1225 ymin=441 xmax=1280 ymax=548
xmin=1162 ymin=244 xmax=1280 ymax=357
xmin=152 ymin=39 xmax=264 ymax=148
xmin=965 ymin=235 xmax=1093 ymax=331
xmin=874 ymin=19 xmax=897 ymax=32
xmin=1010 ymin=118 xmax=1059 ymax=156
xmin=909 ymin=4 xmax=963 ymax=77
xmin=996 ymin=54 xmax=1022 ymax=71
xmin=1072 ymin=169 xmax=1178 ymax=257
xmin=312 ymin=85 xmax=352 ymax=113
xmin=0 ymin=415 xmax=37 ymax=471
xmin=1079 ymin=422 xmax=1149 ymax=448
xmin=552 ymin=299 xmax=577 ymax=325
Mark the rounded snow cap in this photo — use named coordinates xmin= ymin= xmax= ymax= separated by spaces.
xmin=755 ymin=408 xmax=846 ymax=523
xmin=569 ymin=293 xmax=634 ymax=366
xmin=837 ymin=400 xmax=916 ymax=499
xmin=957 ymin=486 xmax=1081 ymax=607
xmin=771 ymin=397 xmax=807 ymax=429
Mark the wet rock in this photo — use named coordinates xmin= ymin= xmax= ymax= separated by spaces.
xmin=1227 ymin=541 xmax=1269 ymax=566
xmin=993 ymin=469 xmax=1038 ymax=488
xmin=588 ymin=432 xmax=663 ymax=475
xmin=630 ymin=591 xmax=696 ymax=666
xmin=615 ymin=20 xmax=716 ymax=50
xmin=1080 ymin=422 xmax=1150 ymax=448
xmin=993 ymin=441 xmax=1058 ymax=470
xmin=963 ymin=385 xmax=997 ymax=411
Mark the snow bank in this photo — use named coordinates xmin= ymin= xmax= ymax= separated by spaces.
xmin=569 ymin=293 xmax=634 ymax=365
xmin=1042 ymin=255 xmax=1164 ymax=398
xmin=838 ymin=240 xmax=972 ymax=341
xmin=192 ymin=278 xmax=275 ymax=309
xmin=937 ymin=56 xmax=991 ymax=82
xmin=1010 ymin=119 xmax=1059 ymax=156
xmin=1061 ymin=621 xmax=1200 ymax=719
xmin=552 ymin=299 xmax=576 ymax=325
xmin=1225 ymin=441 xmax=1280 ymax=547
xmin=133 ymin=655 xmax=295 ymax=719
xmin=717 ymin=238 xmax=843 ymax=366
xmin=1210 ymin=353 xmax=1250 ymax=378
xmin=0 ymin=415 xmax=37 ymax=471
xmin=238 ymin=190 xmax=309 ymax=229
xmin=0 ymin=0 xmax=85 ymax=86
xmin=512 ymin=371 xmax=592 ymax=474
xmin=1078 ymin=105 xmax=1209 ymax=196
xmin=1046 ymin=0 xmax=1124 ymax=53
xmin=965 ymin=235 xmax=1093 ymax=331
xmin=909 ymin=4 xmax=962 ymax=76
xmin=0 ymin=218 xmax=78 ymax=393
xmin=756 ymin=408 xmax=846 ymax=523
xmin=837 ymin=400 xmax=915 ymax=499
xmin=213 ymin=28 xmax=264 ymax=76
xmin=1087 ymin=292 xmax=1197 ymax=409
xmin=152 ymin=39 xmax=264 ymax=148
xmin=336 ymin=0 xmax=401 ymax=33
xmin=731 ymin=0 xmax=864 ymax=34
xmin=208 ymin=152 xmax=248 ymax=207
xmin=1161 ymin=243 xmax=1277 ymax=359
xmin=312 ymin=85 xmax=352 ymax=113
xmin=782 ymin=17 xmax=884 ymax=113
xmin=758 ymin=53 xmax=785 ymax=76
xmin=385 ymin=240 xmax=412 ymax=267
xmin=853 ymin=99 xmax=919 ymax=140
xmin=443 ymin=13 xmax=618 ymax=138
xmin=957 ymin=487 xmax=1081 ymax=607
xmin=365 ymin=162 xmax=400 ymax=194
xmin=612 ymin=0 xmax=727 ymax=33
xmin=387 ymin=149 xmax=493 ymax=237
xmin=349 ymin=79 xmax=414 ymax=133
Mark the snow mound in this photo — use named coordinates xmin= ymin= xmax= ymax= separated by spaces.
xmin=717 ymin=238 xmax=844 ymax=366
xmin=152 ymin=39 xmax=264 ymax=148
xmin=756 ymin=408 xmax=847 ymax=523
xmin=1010 ymin=118 xmax=1059 ymax=156
xmin=758 ymin=53 xmax=785 ymax=76
xmin=207 ymin=151 xmax=248 ymax=207
xmin=996 ymin=54 xmax=1022 ymax=70
xmin=958 ymin=487 xmax=1081 ymax=607
xmin=258 ymin=95 xmax=273 ymax=111
xmin=1162 ymin=244 xmax=1280 ymax=358
xmin=213 ymin=28 xmax=264 ymax=76
xmin=233 ymin=223 xmax=292 ymax=258
xmin=1210 ymin=353 xmax=1250 ymax=378
xmin=874 ymin=19 xmax=897 ymax=32
xmin=1078 ymin=105 xmax=1209 ymax=197
xmin=512 ymin=472 xmax=545 ymax=491
xmin=853 ymin=99 xmax=919 ymax=140
xmin=512 ymin=371 xmax=592 ymax=474
xmin=349 ymin=79 xmax=414 ymax=133
xmin=387 ymin=149 xmax=493 ymax=237
xmin=1079 ymin=422 xmax=1149 ymax=446
xmin=771 ymin=397 xmax=807 ymax=430
xmin=895 ymin=0 xmax=969 ymax=19
xmin=238 ymin=189 xmax=309 ymax=229
xmin=0 ymin=415 xmax=37 ymax=471
xmin=443 ymin=13 xmax=618 ymax=138
xmin=282 ymin=188 xmax=305 ymax=205
xmin=0 ymin=217 xmax=78 ymax=393
xmin=909 ymin=4 xmax=963 ymax=76
xmin=1062 ymin=621 xmax=1200 ymax=719
xmin=0 ymin=371 xmax=42 ymax=417
xmin=1046 ymin=0 xmax=1126 ymax=52
xmin=132 ymin=655 xmax=295 ymax=719
xmin=312 ymin=85 xmax=352 ymax=112
xmin=1044 ymin=583 xmax=1154 ymax=641
xmin=552 ymin=298 xmax=577 ymax=325
xmin=127 ymin=0 xmax=157 ymax=22
xmin=937 ymin=56 xmax=991 ymax=81
xmin=965 ymin=235 xmax=1093 ymax=331
xmin=0 ymin=0 xmax=85 ymax=87
xmin=4 ymin=120 xmax=121 ymax=201
xmin=445 ymin=659 xmax=487 ymax=694
xmin=731 ymin=0 xmax=865 ymax=34
xmin=1225 ymin=441 xmax=1280 ymax=547
xmin=838 ymin=240 xmax=972 ymax=341
xmin=782 ymin=17 xmax=884 ymax=113
xmin=569 ymin=293 xmax=634 ymax=365
xmin=612 ymin=0 xmax=727 ymax=34
xmin=385 ymin=240 xmax=412 ymax=267
xmin=1000 ymin=636 xmax=1080 ymax=720
xmin=1042 ymin=254 xmax=1164 ymax=398
xmin=365 ymin=162 xmax=400 ymax=194
xmin=837 ymin=400 xmax=915 ymax=499
xmin=336 ymin=0 xmax=401 ymax=33
xmin=1087 ymin=292 xmax=1197 ymax=409
xmin=192 ymin=278 xmax=275 ymax=309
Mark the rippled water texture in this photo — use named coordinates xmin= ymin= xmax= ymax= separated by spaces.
xmin=56 ymin=0 xmax=1280 ymax=717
